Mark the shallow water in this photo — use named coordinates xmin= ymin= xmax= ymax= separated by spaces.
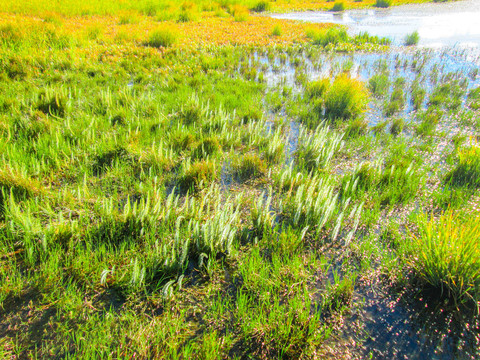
xmin=271 ymin=0 xmax=480 ymax=47
xmin=261 ymin=49 xmax=480 ymax=128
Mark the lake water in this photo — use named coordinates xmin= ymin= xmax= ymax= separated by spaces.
xmin=271 ymin=0 xmax=480 ymax=47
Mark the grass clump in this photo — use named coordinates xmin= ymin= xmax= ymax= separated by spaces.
xmin=295 ymin=126 xmax=344 ymax=172
xmin=178 ymin=96 xmax=208 ymax=125
xmin=404 ymin=31 xmax=420 ymax=46
xmin=445 ymin=143 xmax=480 ymax=188
xmin=405 ymin=211 xmax=480 ymax=307
xmin=145 ymin=27 xmax=177 ymax=48
xmin=354 ymin=162 xmax=381 ymax=189
xmin=389 ymin=117 xmax=404 ymax=136
xmin=368 ymin=73 xmax=390 ymax=98
xmin=415 ymin=108 xmax=441 ymax=136
xmin=271 ymin=24 xmax=282 ymax=37
xmin=429 ymin=80 xmax=465 ymax=110
xmin=0 ymin=23 xmax=24 ymax=48
xmin=345 ymin=118 xmax=368 ymax=138
xmin=374 ymin=0 xmax=391 ymax=7
xmin=92 ymin=146 xmax=129 ymax=175
xmin=384 ymin=78 xmax=405 ymax=117
xmin=179 ymin=159 xmax=218 ymax=191
xmin=305 ymin=78 xmax=330 ymax=99
xmin=331 ymin=2 xmax=345 ymax=11
xmin=379 ymin=158 xmax=420 ymax=205
xmin=250 ymin=1 xmax=270 ymax=12
xmin=353 ymin=32 xmax=391 ymax=46
xmin=232 ymin=153 xmax=266 ymax=181
xmin=230 ymin=5 xmax=250 ymax=21
xmin=412 ymin=85 xmax=426 ymax=110
xmin=192 ymin=137 xmax=222 ymax=159
xmin=308 ymin=27 xmax=348 ymax=47
xmin=36 ymin=88 xmax=68 ymax=117
xmin=323 ymin=74 xmax=369 ymax=121
xmin=467 ymin=86 xmax=480 ymax=110
xmin=0 ymin=168 xmax=42 ymax=217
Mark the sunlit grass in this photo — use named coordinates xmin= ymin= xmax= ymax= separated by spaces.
xmin=405 ymin=211 xmax=480 ymax=307
xmin=445 ymin=142 xmax=480 ymax=188
xmin=0 ymin=0 xmax=430 ymax=16
xmin=323 ymin=74 xmax=370 ymax=121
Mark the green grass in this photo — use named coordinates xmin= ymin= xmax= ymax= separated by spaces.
xmin=1 ymin=27 xmax=480 ymax=359
xmin=404 ymin=211 xmax=480 ymax=306
xmin=307 ymin=27 xmax=349 ymax=47
xmin=331 ymin=1 xmax=345 ymax=11
xmin=145 ymin=27 xmax=177 ymax=48
xmin=179 ymin=159 xmax=219 ymax=191
xmin=368 ymin=73 xmax=390 ymax=98
xmin=250 ymin=0 xmax=270 ymax=12
xmin=389 ymin=117 xmax=404 ymax=136
xmin=404 ymin=31 xmax=420 ymax=46
xmin=323 ymin=74 xmax=370 ymax=121
xmin=232 ymin=153 xmax=266 ymax=181
xmin=271 ymin=24 xmax=282 ymax=37
xmin=467 ymin=86 xmax=480 ymax=110
xmin=445 ymin=144 xmax=480 ymax=188
xmin=374 ymin=0 xmax=391 ymax=7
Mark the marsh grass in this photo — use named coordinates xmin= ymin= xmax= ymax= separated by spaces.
xmin=384 ymin=78 xmax=406 ymax=117
xmin=271 ymin=24 xmax=282 ymax=37
xmin=374 ymin=0 xmax=391 ymax=7
xmin=1 ymin=9 xmax=480 ymax=358
xmin=232 ymin=153 xmax=266 ymax=182
xmin=305 ymin=78 xmax=330 ymax=99
xmin=146 ymin=27 xmax=177 ymax=48
xmin=323 ymin=74 xmax=369 ymax=121
xmin=404 ymin=31 xmax=420 ymax=46
xmin=331 ymin=2 xmax=345 ymax=11
xmin=345 ymin=117 xmax=368 ymax=138
xmin=467 ymin=86 xmax=480 ymax=110
xmin=405 ymin=212 xmax=480 ymax=307
xmin=429 ymin=79 xmax=466 ymax=110
xmin=415 ymin=108 xmax=441 ymax=136
xmin=192 ymin=137 xmax=222 ymax=160
xmin=445 ymin=143 xmax=480 ymax=188
xmin=368 ymin=73 xmax=390 ymax=98
xmin=307 ymin=27 xmax=348 ymax=47
xmin=295 ymin=125 xmax=344 ymax=172
xmin=389 ymin=117 xmax=404 ymax=136
xmin=250 ymin=0 xmax=270 ymax=12
xmin=179 ymin=159 xmax=219 ymax=191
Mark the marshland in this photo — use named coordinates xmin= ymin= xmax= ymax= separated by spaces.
xmin=0 ymin=0 xmax=479 ymax=358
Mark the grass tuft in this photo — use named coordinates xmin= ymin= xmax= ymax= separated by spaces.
xmin=179 ymin=159 xmax=218 ymax=191
xmin=331 ymin=2 xmax=345 ymax=11
xmin=250 ymin=1 xmax=270 ymax=12
xmin=232 ymin=153 xmax=266 ymax=181
xmin=445 ymin=143 xmax=480 ymax=188
xmin=374 ymin=0 xmax=391 ymax=7
xmin=271 ymin=24 xmax=282 ymax=37
xmin=145 ymin=27 xmax=177 ymax=48
xmin=405 ymin=211 xmax=480 ymax=307
xmin=323 ymin=74 xmax=369 ymax=121
xmin=404 ymin=31 xmax=420 ymax=46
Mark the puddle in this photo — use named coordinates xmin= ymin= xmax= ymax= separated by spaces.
xmin=271 ymin=0 xmax=480 ymax=47
xmin=338 ymin=282 xmax=480 ymax=359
